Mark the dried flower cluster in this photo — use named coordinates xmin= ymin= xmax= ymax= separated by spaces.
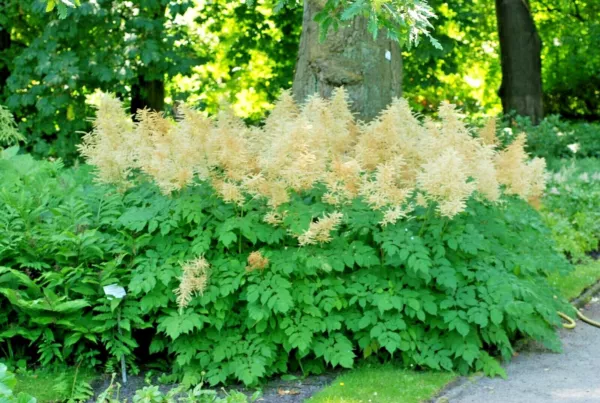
xmin=81 ymin=90 xmax=546 ymax=227
xmin=246 ymin=251 xmax=270 ymax=272
xmin=175 ymin=256 xmax=210 ymax=309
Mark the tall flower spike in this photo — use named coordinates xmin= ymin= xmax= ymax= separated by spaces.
xmin=77 ymin=94 xmax=136 ymax=189
xmin=83 ymin=92 xmax=546 ymax=232
xmin=479 ymin=118 xmax=498 ymax=147
xmin=298 ymin=212 xmax=343 ymax=246
xmin=175 ymin=256 xmax=211 ymax=310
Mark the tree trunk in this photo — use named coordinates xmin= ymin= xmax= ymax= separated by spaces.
xmin=292 ymin=0 xmax=402 ymax=122
xmin=495 ymin=0 xmax=543 ymax=124
xmin=130 ymin=3 xmax=166 ymax=117
xmin=0 ymin=27 xmax=11 ymax=92
xmin=131 ymin=76 xmax=165 ymax=116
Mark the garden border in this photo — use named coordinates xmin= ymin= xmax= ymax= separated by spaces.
xmin=430 ymin=276 xmax=600 ymax=403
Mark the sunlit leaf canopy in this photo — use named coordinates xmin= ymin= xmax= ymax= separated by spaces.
xmin=1 ymin=0 xmax=599 ymax=160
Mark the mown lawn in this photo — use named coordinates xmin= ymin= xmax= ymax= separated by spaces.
xmin=308 ymin=364 xmax=456 ymax=403
xmin=549 ymin=260 xmax=600 ymax=300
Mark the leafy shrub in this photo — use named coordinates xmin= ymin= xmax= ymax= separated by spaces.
xmin=541 ymin=159 xmax=600 ymax=259
xmin=0 ymin=106 xmax=25 ymax=147
xmin=1 ymin=92 xmax=574 ymax=386
xmin=0 ymin=152 xmax=142 ymax=370
xmin=509 ymin=114 xmax=600 ymax=160
xmin=0 ymin=363 xmax=36 ymax=403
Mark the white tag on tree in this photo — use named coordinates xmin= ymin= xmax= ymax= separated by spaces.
xmin=385 ymin=50 xmax=392 ymax=61
xmin=103 ymin=284 xmax=126 ymax=299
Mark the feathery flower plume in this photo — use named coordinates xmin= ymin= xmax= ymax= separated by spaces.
xmin=263 ymin=211 xmax=286 ymax=226
xmin=83 ymin=92 xmax=547 ymax=236
xmin=479 ymin=118 xmax=498 ymax=147
xmin=380 ymin=205 xmax=413 ymax=226
xmin=417 ymin=149 xmax=477 ymax=218
xmin=298 ymin=212 xmax=343 ymax=246
xmin=77 ymin=94 xmax=136 ymax=189
xmin=175 ymin=256 xmax=210 ymax=310
xmin=495 ymin=134 xmax=546 ymax=203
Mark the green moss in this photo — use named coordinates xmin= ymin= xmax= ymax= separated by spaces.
xmin=549 ymin=261 xmax=600 ymax=301
xmin=14 ymin=367 xmax=97 ymax=403
xmin=308 ymin=364 xmax=457 ymax=403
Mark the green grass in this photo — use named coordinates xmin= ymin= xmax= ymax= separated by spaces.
xmin=308 ymin=363 xmax=457 ymax=403
xmin=549 ymin=260 xmax=600 ymax=300
xmin=14 ymin=367 xmax=97 ymax=403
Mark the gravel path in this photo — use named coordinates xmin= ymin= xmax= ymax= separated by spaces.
xmin=90 ymin=372 xmax=335 ymax=402
xmin=435 ymin=298 xmax=600 ymax=403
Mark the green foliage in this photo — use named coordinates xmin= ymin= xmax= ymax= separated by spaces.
xmin=52 ymin=365 xmax=95 ymax=403
xmin=540 ymin=159 xmax=600 ymax=260
xmin=402 ymin=0 xmax=600 ymax=119
xmin=312 ymin=0 xmax=439 ymax=48
xmin=0 ymin=364 xmax=36 ymax=403
xmin=402 ymin=0 xmax=502 ymax=116
xmin=96 ymin=373 xmax=259 ymax=403
xmin=12 ymin=366 xmax=97 ymax=403
xmin=172 ymin=0 xmax=302 ymax=122
xmin=511 ymin=115 xmax=600 ymax=160
xmin=534 ymin=0 xmax=600 ymax=120
xmin=0 ymin=152 xmax=143 ymax=368
xmin=45 ymin=0 xmax=82 ymax=19
xmin=0 ymin=106 xmax=24 ymax=146
xmin=2 ymin=0 xmax=198 ymax=160
xmin=548 ymin=261 xmax=600 ymax=301
xmin=0 ymin=149 xmax=574 ymax=387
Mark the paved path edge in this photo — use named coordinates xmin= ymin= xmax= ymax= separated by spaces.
xmin=429 ymin=278 xmax=600 ymax=403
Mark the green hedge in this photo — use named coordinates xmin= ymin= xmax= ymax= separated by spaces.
xmin=513 ymin=115 xmax=600 ymax=160
xmin=0 ymin=149 xmax=573 ymax=386
xmin=541 ymin=159 xmax=600 ymax=259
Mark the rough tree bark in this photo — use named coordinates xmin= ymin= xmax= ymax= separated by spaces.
xmin=131 ymin=76 xmax=165 ymax=115
xmin=0 ymin=27 xmax=11 ymax=92
xmin=495 ymin=0 xmax=544 ymax=124
xmin=292 ymin=0 xmax=402 ymax=122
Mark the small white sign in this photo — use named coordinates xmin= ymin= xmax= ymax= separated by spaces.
xmin=103 ymin=284 xmax=126 ymax=299
xmin=385 ymin=50 xmax=392 ymax=61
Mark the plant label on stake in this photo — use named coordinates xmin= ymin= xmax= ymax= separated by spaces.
xmin=103 ymin=284 xmax=128 ymax=384
xmin=103 ymin=284 xmax=126 ymax=299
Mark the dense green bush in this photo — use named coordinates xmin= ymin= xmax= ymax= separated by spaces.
xmin=0 ymin=363 xmax=36 ymax=403
xmin=510 ymin=115 xmax=600 ymax=160
xmin=541 ymin=159 xmax=600 ymax=260
xmin=0 ymin=147 xmax=574 ymax=386
xmin=0 ymin=150 xmax=140 ymax=370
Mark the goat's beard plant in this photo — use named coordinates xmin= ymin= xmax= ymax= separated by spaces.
xmin=79 ymin=90 xmax=571 ymax=385
xmin=80 ymin=89 xmax=547 ymax=237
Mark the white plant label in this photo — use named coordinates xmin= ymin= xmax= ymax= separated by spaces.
xmin=103 ymin=284 xmax=126 ymax=299
xmin=385 ymin=50 xmax=392 ymax=61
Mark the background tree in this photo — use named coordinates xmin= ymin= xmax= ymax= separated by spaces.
xmin=1 ymin=0 xmax=198 ymax=159
xmin=292 ymin=0 xmax=438 ymax=121
xmin=534 ymin=0 xmax=600 ymax=120
xmin=495 ymin=0 xmax=543 ymax=123
xmin=2 ymin=0 xmax=599 ymax=160
xmin=172 ymin=0 xmax=302 ymax=122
